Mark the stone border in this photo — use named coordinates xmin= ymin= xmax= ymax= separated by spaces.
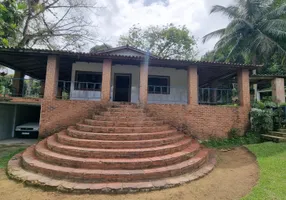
xmin=7 ymin=152 xmax=216 ymax=194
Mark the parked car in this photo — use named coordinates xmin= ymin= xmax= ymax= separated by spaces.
xmin=15 ymin=122 xmax=39 ymax=138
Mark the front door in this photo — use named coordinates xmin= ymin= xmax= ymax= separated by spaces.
xmin=113 ymin=74 xmax=131 ymax=102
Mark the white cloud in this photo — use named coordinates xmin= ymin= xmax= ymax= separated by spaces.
xmin=90 ymin=0 xmax=234 ymax=57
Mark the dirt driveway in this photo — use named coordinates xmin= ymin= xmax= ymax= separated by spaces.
xmin=0 ymin=147 xmax=259 ymax=200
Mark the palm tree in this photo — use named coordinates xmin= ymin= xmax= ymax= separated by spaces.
xmin=203 ymin=0 xmax=286 ymax=64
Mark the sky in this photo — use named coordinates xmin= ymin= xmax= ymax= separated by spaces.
xmin=93 ymin=0 xmax=234 ymax=57
xmin=3 ymin=0 xmax=234 ymax=75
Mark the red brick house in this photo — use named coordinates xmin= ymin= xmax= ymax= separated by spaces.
xmin=2 ymin=46 xmax=265 ymax=193
xmin=0 ymin=46 xmax=259 ymax=139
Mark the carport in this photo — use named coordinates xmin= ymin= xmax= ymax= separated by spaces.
xmin=0 ymin=102 xmax=40 ymax=140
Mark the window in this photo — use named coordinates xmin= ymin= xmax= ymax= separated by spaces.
xmin=75 ymin=71 xmax=102 ymax=91
xmin=148 ymin=76 xmax=170 ymax=94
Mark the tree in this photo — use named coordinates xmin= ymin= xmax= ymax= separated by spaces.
xmin=118 ymin=24 xmax=197 ymax=60
xmin=90 ymin=43 xmax=112 ymax=53
xmin=201 ymin=49 xmax=246 ymax=63
xmin=203 ymin=0 xmax=286 ymax=65
xmin=2 ymin=0 xmax=100 ymax=51
xmin=0 ymin=0 xmax=25 ymax=47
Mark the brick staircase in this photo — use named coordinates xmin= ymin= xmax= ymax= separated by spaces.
xmin=8 ymin=104 xmax=216 ymax=193
xmin=261 ymin=129 xmax=286 ymax=142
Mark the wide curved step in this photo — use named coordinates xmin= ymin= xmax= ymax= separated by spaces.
xmin=76 ymin=123 xmax=170 ymax=133
xmin=47 ymin=135 xmax=192 ymax=158
xmin=22 ymin=145 xmax=209 ymax=182
xmin=67 ymin=126 xmax=177 ymax=140
xmin=57 ymin=131 xmax=185 ymax=149
xmin=92 ymin=115 xmax=158 ymax=122
xmin=84 ymin=119 xmax=164 ymax=127
xmin=35 ymin=140 xmax=201 ymax=169
xmin=7 ymin=104 xmax=216 ymax=194
xmin=8 ymin=152 xmax=216 ymax=193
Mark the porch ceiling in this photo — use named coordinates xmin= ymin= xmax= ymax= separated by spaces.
xmin=198 ymin=67 xmax=237 ymax=86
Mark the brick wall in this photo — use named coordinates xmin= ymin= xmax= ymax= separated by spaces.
xmin=147 ymin=104 xmax=250 ymax=139
xmin=39 ymin=100 xmax=107 ymax=138
xmin=38 ymin=99 xmax=250 ymax=140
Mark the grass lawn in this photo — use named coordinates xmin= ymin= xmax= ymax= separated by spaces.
xmin=0 ymin=145 xmax=27 ymax=169
xmin=243 ymin=142 xmax=286 ymax=200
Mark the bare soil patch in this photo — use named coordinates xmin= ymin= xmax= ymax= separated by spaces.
xmin=0 ymin=147 xmax=259 ymax=200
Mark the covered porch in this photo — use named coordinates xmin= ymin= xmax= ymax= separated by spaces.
xmin=0 ymin=47 xmax=257 ymax=107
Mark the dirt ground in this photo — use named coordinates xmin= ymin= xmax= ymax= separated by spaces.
xmin=0 ymin=147 xmax=259 ymax=200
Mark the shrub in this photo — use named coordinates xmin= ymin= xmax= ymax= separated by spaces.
xmin=250 ymin=101 xmax=284 ymax=134
xmin=202 ymin=132 xmax=260 ymax=149
xmin=250 ymin=108 xmax=274 ymax=134
xmin=228 ymin=128 xmax=240 ymax=139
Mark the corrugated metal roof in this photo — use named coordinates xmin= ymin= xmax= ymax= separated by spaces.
xmin=0 ymin=46 xmax=263 ymax=69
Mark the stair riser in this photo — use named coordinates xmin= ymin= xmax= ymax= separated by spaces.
xmin=92 ymin=115 xmax=157 ymax=122
xmin=102 ymin=112 xmax=146 ymax=117
xmin=67 ymin=129 xmax=177 ymax=140
xmin=35 ymin=145 xmax=200 ymax=170
xmin=271 ymin=133 xmax=286 ymax=138
xmin=84 ymin=119 xmax=164 ymax=127
xmin=76 ymin=124 xmax=170 ymax=133
xmin=107 ymin=108 xmax=144 ymax=112
xmin=47 ymin=139 xmax=192 ymax=158
xmin=22 ymin=150 xmax=208 ymax=182
xmin=57 ymin=134 xmax=185 ymax=149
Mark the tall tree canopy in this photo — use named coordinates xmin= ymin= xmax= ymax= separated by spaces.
xmin=203 ymin=0 xmax=286 ymax=65
xmin=1 ymin=0 xmax=100 ymax=50
xmin=90 ymin=43 xmax=112 ymax=53
xmin=118 ymin=24 xmax=197 ymax=60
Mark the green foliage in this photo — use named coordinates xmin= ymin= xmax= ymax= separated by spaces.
xmin=203 ymin=0 xmax=286 ymax=65
xmin=228 ymin=128 xmax=240 ymax=139
xmin=23 ymin=79 xmax=42 ymax=97
xmin=201 ymin=48 xmax=247 ymax=63
xmin=250 ymin=101 xmax=284 ymax=133
xmin=0 ymin=76 xmax=43 ymax=98
xmin=0 ymin=147 xmax=25 ymax=168
xmin=0 ymin=0 xmax=25 ymax=47
xmin=250 ymin=108 xmax=274 ymax=134
xmin=0 ymin=75 xmax=12 ymax=96
xmin=0 ymin=1 xmax=99 ymax=50
xmin=118 ymin=24 xmax=197 ymax=59
xmin=61 ymin=92 xmax=70 ymax=100
xmin=202 ymin=132 xmax=261 ymax=149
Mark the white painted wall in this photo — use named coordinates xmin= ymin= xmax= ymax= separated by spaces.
xmin=70 ymin=62 xmax=188 ymax=104
xmin=148 ymin=67 xmax=188 ymax=104
xmin=70 ymin=62 xmax=102 ymax=100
